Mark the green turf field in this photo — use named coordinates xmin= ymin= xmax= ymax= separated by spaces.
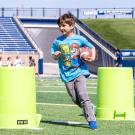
xmin=0 ymin=77 xmax=135 ymax=135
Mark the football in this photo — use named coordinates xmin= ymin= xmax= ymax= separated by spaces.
xmin=80 ymin=47 xmax=92 ymax=62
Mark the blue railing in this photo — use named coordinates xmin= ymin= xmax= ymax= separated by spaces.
xmin=0 ymin=7 xmax=134 ymax=19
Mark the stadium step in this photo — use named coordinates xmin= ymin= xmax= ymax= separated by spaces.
xmin=0 ymin=17 xmax=37 ymax=52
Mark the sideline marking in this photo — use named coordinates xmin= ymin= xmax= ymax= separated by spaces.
xmin=37 ymin=90 xmax=66 ymax=93
xmin=45 ymin=120 xmax=88 ymax=125
xmin=37 ymin=102 xmax=96 ymax=107
xmin=37 ymin=102 xmax=77 ymax=107
xmin=36 ymin=90 xmax=96 ymax=94
xmin=36 ymin=86 xmax=97 ymax=88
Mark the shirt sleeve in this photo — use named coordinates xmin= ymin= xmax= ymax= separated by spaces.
xmin=80 ymin=36 xmax=94 ymax=48
xmin=51 ymin=39 xmax=59 ymax=55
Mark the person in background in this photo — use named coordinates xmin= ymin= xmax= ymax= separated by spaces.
xmin=6 ymin=57 xmax=13 ymax=67
xmin=29 ymin=56 xmax=39 ymax=77
xmin=29 ymin=56 xmax=36 ymax=67
xmin=0 ymin=57 xmax=3 ymax=67
xmin=14 ymin=55 xmax=24 ymax=67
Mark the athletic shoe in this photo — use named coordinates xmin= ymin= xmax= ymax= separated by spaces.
xmin=88 ymin=121 xmax=98 ymax=130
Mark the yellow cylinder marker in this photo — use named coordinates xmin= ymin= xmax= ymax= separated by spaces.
xmin=0 ymin=67 xmax=41 ymax=128
xmin=96 ymin=67 xmax=135 ymax=120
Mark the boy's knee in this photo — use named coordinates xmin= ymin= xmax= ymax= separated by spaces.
xmin=79 ymin=93 xmax=90 ymax=102
xmin=81 ymin=99 xmax=90 ymax=106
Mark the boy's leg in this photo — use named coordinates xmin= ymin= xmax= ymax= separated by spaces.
xmin=75 ymin=75 xmax=96 ymax=122
xmin=65 ymin=80 xmax=81 ymax=107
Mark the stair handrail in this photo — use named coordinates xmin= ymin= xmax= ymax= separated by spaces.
xmin=75 ymin=22 xmax=117 ymax=60
xmin=13 ymin=16 xmax=43 ymax=56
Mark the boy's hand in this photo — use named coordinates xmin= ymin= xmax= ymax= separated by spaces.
xmin=83 ymin=47 xmax=96 ymax=63
xmin=53 ymin=51 xmax=61 ymax=60
xmin=83 ymin=56 xmax=95 ymax=62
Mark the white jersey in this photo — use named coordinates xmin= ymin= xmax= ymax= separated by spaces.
xmin=14 ymin=59 xmax=22 ymax=67
xmin=0 ymin=61 xmax=3 ymax=67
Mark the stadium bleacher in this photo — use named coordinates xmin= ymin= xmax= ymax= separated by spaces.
xmin=0 ymin=17 xmax=37 ymax=52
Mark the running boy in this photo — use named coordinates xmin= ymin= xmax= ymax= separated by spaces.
xmin=51 ymin=13 xmax=98 ymax=130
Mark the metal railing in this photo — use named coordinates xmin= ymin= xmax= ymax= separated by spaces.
xmin=0 ymin=7 xmax=134 ymax=19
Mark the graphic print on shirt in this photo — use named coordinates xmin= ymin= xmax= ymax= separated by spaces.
xmin=60 ymin=43 xmax=81 ymax=67
xmin=70 ymin=43 xmax=80 ymax=67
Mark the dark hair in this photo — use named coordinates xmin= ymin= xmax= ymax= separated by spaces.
xmin=29 ymin=56 xmax=32 ymax=60
xmin=57 ymin=13 xmax=75 ymax=26
xmin=7 ymin=57 xmax=11 ymax=60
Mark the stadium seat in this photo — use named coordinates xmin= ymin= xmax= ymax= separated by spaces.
xmin=0 ymin=17 xmax=37 ymax=53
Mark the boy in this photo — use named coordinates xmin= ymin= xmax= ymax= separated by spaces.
xmin=51 ymin=13 xmax=98 ymax=130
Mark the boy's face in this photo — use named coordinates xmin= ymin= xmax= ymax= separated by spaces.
xmin=59 ymin=23 xmax=74 ymax=36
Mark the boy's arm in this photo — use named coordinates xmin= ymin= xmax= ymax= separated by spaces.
xmin=88 ymin=46 xmax=96 ymax=62
xmin=81 ymin=36 xmax=96 ymax=62
xmin=51 ymin=40 xmax=61 ymax=60
xmin=53 ymin=51 xmax=61 ymax=60
xmin=82 ymin=46 xmax=96 ymax=62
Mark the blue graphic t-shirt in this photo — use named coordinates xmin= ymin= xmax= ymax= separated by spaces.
xmin=51 ymin=34 xmax=94 ymax=82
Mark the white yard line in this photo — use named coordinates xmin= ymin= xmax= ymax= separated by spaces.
xmin=37 ymin=86 xmax=65 ymax=87
xmin=36 ymin=86 xmax=97 ymax=88
xmin=36 ymin=90 xmax=97 ymax=94
xmin=46 ymin=120 xmax=88 ymax=125
xmin=36 ymin=102 xmax=77 ymax=107
xmin=37 ymin=90 xmax=66 ymax=93
xmin=36 ymin=83 xmax=97 ymax=85
xmin=36 ymin=102 xmax=96 ymax=107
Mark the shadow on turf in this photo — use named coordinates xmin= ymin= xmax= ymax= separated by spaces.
xmin=41 ymin=120 xmax=88 ymax=128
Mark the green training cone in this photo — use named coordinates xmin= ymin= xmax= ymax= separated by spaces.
xmin=0 ymin=67 xmax=41 ymax=128
xmin=96 ymin=67 xmax=135 ymax=120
